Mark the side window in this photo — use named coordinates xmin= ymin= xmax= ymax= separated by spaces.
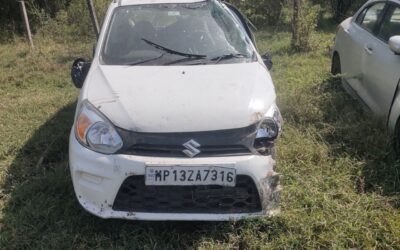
xmin=378 ymin=6 xmax=400 ymax=42
xmin=359 ymin=3 xmax=386 ymax=34
xmin=356 ymin=8 xmax=368 ymax=24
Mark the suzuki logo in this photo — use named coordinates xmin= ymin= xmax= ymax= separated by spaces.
xmin=183 ymin=140 xmax=201 ymax=158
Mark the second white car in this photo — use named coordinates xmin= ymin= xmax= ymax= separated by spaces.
xmin=332 ymin=0 xmax=400 ymax=140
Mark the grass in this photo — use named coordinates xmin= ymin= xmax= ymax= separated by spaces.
xmin=0 ymin=25 xmax=399 ymax=249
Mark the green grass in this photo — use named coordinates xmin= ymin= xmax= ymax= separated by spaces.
xmin=0 ymin=27 xmax=399 ymax=249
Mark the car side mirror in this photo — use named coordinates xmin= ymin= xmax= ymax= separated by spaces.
xmin=389 ymin=36 xmax=400 ymax=55
xmin=71 ymin=58 xmax=91 ymax=89
xmin=261 ymin=52 xmax=273 ymax=70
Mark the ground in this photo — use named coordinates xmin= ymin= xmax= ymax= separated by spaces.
xmin=0 ymin=25 xmax=399 ymax=249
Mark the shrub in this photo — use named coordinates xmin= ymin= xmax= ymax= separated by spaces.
xmin=0 ymin=0 xmax=70 ymax=36
xmin=0 ymin=0 xmax=26 ymax=41
xmin=65 ymin=0 xmax=109 ymax=38
xmin=0 ymin=0 xmax=109 ymax=42
xmin=228 ymin=0 xmax=285 ymax=26
xmin=39 ymin=0 xmax=109 ymax=42
xmin=291 ymin=0 xmax=321 ymax=51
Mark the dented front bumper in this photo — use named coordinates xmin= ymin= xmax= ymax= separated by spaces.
xmin=69 ymin=132 xmax=281 ymax=221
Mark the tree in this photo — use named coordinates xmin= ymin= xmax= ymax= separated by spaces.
xmin=291 ymin=0 xmax=321 ymax=51
xmin=292 ymin=0 xmax=300 ymax=49
xmin=331 ymin=0 xmax=352 ymax=21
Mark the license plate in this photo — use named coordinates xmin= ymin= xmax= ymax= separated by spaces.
xmin=145 ymin=165 xmax=236 ymax=187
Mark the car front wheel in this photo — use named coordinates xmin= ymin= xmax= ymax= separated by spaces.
xmin=394 ymin=119 xmax=400 ymax=155
xmin=331 ymin=52 xmax=341 ymax=76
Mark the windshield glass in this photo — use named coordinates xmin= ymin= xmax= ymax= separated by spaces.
xmin=101 ymin=0 xmax=256 ymax=66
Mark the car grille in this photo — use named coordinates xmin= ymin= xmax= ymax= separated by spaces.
xmin=124 ymin=144 xmax=251 ymax=157
xmin=112 ymin=175 xmax=262 ymax=214
xmin=116 ymin=124 xmax=257 ymax=157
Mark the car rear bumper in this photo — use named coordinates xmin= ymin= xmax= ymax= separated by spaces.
xmin=69 ymin=132 xmax=281 ymax=221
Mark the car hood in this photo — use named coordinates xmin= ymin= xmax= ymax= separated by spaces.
xmin=82 ymin=62 xmax=276 ymax=133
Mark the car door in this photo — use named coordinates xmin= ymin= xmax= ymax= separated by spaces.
xmin=340 ymin=2 xmax=387 ymax=97
xmin=361 ymin=3 xmax=400 ymax=117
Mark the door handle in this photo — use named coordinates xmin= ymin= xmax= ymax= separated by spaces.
xmin=364 ymin=45 xmax=374 ymax=54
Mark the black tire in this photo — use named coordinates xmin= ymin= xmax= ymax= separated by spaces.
xmin=394 ymin=119 xmax=400 ymax=155
xmin=331 ymin=52 xmax=341 ymax=76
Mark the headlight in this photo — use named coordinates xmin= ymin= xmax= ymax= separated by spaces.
xmin=75 ymin=100 xmax=123 ymax=154
xmin=254 ymin=104 xmax=282 ymax=154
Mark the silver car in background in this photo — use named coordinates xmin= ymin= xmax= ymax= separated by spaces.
xmin=332 ymin=0 xmax=400 ymax=145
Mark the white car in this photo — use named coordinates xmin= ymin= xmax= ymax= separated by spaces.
xmin=69 ymin=0 xmax=281 ymax=221
xmin=332 ymin=0 xmax=400 ymax=144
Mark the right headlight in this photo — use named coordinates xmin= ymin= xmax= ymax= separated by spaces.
xmin=75 ymin=100 xmax=123 ymax=154
xmin=254 ymin=104 xmax=282 ymax=154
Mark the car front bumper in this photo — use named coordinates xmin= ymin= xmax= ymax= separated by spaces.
xmin=69 ymin=132 xmax=281 ymax=221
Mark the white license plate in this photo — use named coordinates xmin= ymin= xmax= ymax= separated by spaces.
xmin=145 ymin=166 xmax=236 ymax=187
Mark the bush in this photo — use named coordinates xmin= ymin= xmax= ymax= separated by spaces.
xmin=0 ymin=0 xmax=109 ymax=42
xmin=291 ymin=0 xmax=321 ymax=51
xmin=228 ymin=0 xmax=284 ymax=26
xmin=39 ymin=0 xmax=109 ymax=42
xmin=65 ymin=0 xmax=109 ymax=38
xmin=0 ymin=0 xmax=26 ymax=41
xmin=0 ymin=0 xmax=70 ymax=36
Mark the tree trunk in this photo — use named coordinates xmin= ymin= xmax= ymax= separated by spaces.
xmin=292 ymin=0 xmax=300 ymax=48
xmin=19 ymin=0 xmax=34 ymax=49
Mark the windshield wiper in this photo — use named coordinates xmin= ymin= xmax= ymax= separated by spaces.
xmin=166 ymin=53 xmax=249 ymax=66
xmin=124 ymin=53 xmax=165 ymax=66
xmin=141 ymin=39 xmax=206 ymax=59
xmin=165 ymin=57 xmax=208 ymax=66
xmin=211 ymin=53 xmax=248 ymax=64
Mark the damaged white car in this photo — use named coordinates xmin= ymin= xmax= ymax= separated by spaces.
xmin=69 ymin=0 xmax=282 ymax=221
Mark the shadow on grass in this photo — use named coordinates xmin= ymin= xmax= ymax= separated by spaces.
xmin=0 ymin=103 xmax=288 ymax=249
xmin=289 ymin=76 xmax=400 ymax=204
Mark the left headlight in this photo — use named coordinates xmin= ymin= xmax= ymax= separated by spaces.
xmin=75 ymin=100 xmax=123 ymax=154
xmin=254 ymin=104 xmax=283 ymax=154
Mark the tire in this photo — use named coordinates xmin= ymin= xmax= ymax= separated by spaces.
xmin=394 ymin=119 xmax=400 ymax=155
xmin=331 ymin=52 xmax=341 ymax=76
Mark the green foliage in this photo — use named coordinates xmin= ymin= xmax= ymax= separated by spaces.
xmin=26 ymin=0 xmax=69 ymax=30
xmin=65 ymin=0 xmax=109 ymax=37
xmin=0 ymin=0 xmax=24 ymax=42
xmin=0 ymin=0 xmax=70 ymax=38
xmin=39 ymin=0 xmax=110 ymax=43
xmin=291 ymin=0 xmax=321 ymax=51
xmin=330 ymin=0 xmax=367 ymax=21
xmin=228 ymin=0 xmax=284 ymax=26
xmin=0 ymin=0 xmax=109 ymax=42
